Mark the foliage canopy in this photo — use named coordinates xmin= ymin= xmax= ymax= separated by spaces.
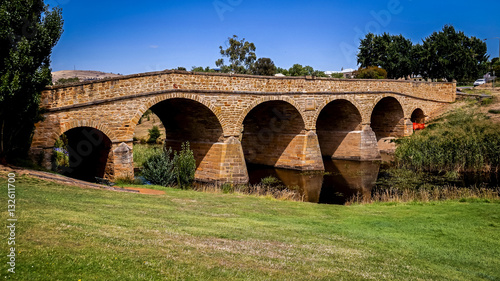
xmin=0 ymin=0 xmax=63 ymax=161
xmin=357 ymin=25 xmax=488 ymax=82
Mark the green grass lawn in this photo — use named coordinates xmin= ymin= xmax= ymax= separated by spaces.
xmin=1 ymin=175 xmax=500 ymax=280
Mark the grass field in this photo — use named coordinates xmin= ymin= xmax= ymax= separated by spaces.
xmin=1 ymin=174 xmax=500 ymax=280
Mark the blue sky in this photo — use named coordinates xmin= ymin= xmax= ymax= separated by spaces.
xmin=48 ymin=0 xmax=500 ymax=75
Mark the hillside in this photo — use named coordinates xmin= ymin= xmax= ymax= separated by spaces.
xmin=52 ymin=70 xmax=122 ymax=84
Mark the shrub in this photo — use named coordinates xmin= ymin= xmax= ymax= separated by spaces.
xmin=141 ymin=147 xmax=175 ymax=187
xmin=55 ymin=77 xmax=79 ymax=85
xmin=355 ymin=66 xmax=387 ymax=79
xmin=139 ymin=142 xmax=196 ymax=188
xmin=261 ymin=176 xmax=281 ymax=186
xmin=174 ymin=142 xmax=196 ymax=189
xmin=133 ymin=144 xmax=162 ymax=168
xmin=221 ymin=183 xmax=234 ymax=194
xmin=395 ymin=108 xmax=500 ymax=173
xmin=147 ymin=126 xmax=161 ymax=143
xmin=52 ymin=135 xmax=69 ymax=171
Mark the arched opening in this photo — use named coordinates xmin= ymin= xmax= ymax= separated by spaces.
xmin=316 ymin=100 xmax=362 ymax=158
xmin=370 ymin=97 xmax=405 ymax=141
xmin=56 ymin=127 xmax=112 ymax=182
xmin=241 ymin=101 xmax=305 ymax=168
xmin=411 ymin=108 xmax=426 ymax=124
xmin=136 ymin=98 xmax=224 ymax=170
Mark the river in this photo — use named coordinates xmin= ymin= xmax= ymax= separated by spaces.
xmin=247 ymin=156 xmax=499 ymax=204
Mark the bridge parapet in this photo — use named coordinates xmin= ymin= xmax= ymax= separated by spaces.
xmin=41 ymin=70 xmax=455 ymax=110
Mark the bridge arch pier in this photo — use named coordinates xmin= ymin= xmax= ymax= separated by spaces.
xmin=239 ymin=100 xmax=324 ymax=172
xmin=315 ymin=99 xmax=381 ymax=161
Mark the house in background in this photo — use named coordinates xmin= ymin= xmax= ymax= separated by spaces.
xmin=325 ymin=68 xmax=356 ymax=78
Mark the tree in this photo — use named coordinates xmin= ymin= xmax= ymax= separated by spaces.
xmin=191 ymin=66 xmax=216 ymax=73
xmin=147 ymin=126 xmax=162 ymax=144
xmin=287 ymin=64 xmax=326 ymax=77
xmin=251 ymin=57 xmax=276 ymax=76
xmin=357 ymin=33 xmax=413 ymax=79
xmin=215 ymin=35 xmax=256 ymax=74
xmin=330 ymin=73 xmax=344 ymax=79
xmin=0 ymin=0 xmax=63 ymax=162
xmin=275 ymin=67 xmax=289 ymax=76
xmin=488 ymin=57 xmax=500 ymax=75
xmin=419 ymin=25 xmax=488 ymax=82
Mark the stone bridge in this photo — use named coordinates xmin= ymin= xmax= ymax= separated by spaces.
xmin=30 ymin=70 xmax=455 ymax=183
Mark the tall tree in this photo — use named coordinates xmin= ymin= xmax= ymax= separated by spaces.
xmin=251 ymin=57 xmax=276 ymax=76
xmin=357 ymin=33 xmax=413 ymax=79
xmin=419 ymin=25 xmax=488 ymax=82
xmin=0 ymin=0 xmax=63 ymax=161
xmin=215 ymin=35 xmax=256 ymax=74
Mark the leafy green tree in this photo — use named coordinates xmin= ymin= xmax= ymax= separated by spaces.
xmin=191 ymin=66 xmax=216 ymax=73
xmin=312 ymin=70 xmax=327 ymax=77
xmin=176 ymin=67 xmax=187 ymax=71
xmin=147 ymin=126 xmax=161 ymax=144
xmin=287 ymin=64 xmax=326 ymax=77
xmin=0 ymin=0 xmax=63 ymax=161
xmin=488 ymin=57 xmax=500 ymax=75
xmin=251 ymin=57 xmax=276 ymax=76
xmin=330 ymin=73 xmax=344 ymax=79
xmin=357 ymin=33 xmax=379 ymax=69
xmin=357 ymin=33 xmax=413 ymax=79
xmin=419 ymin=25 xmax=488 ymax=82
xmin=191 ymin=66 xmax=205 ymax=72
xmin=216 ymin=35 xmax=256 ymax=74
xmin=275 ymin=67 xmax=289 ymax=76
xmin=288 ymin=64 xmax=310 ymax=76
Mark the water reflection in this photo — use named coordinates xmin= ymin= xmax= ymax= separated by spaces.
xmin=247 ymin=158 xmax=380 ymax=204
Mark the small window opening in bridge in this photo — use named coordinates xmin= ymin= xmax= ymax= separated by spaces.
xmin=241 ymin=100 xmax=305 ymax=168
xmin=316 ymin=99 xmax=362 ymax=159
xmin=55 ymin=127 xmax=112 ymax=182
xmin=370 ymin=97 xmax=405 ymax=141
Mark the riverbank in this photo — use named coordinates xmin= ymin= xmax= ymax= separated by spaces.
xmin=1 ymin=172 xmax=499 ymax=280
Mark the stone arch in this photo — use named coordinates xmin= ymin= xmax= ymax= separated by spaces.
xmin=128 ymin=94 xmax=233 ymax=183
xmin=54 ymin=126 xmax=113 ymax=182
xmin=48 ymin=119 xmax=116 ymax=147
xmin=316 ymin=99 xmax=363 ymax=159
xmin=313 ymin=96 xmax=364 ymax=129
xmin=370 ymin=96 xmax=405 ymax=141
xmin=128 ymin=93 xmax=229 ymax=139
xmin=410 ymin=108 xmax=426 ymax=123
xmin=240 ymin=99 xmax=312 ymax=169
xmin=367 ymin=94 xmax=405 ymax=122
xmin=235 ymin=96 xmax=307 ymax=135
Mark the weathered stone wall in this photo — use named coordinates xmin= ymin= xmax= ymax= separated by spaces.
xmin=31 ymin=71 xmax=455 ymax=182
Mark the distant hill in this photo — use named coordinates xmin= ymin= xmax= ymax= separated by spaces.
xmin=52 ymin=70 xmax=122 ymax=84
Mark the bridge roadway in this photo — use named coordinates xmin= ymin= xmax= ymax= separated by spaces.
xmin=30 ymin=70 xmax=456 ymax=183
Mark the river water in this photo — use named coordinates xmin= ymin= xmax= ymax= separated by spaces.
xmin=247 ymin=157 xmax=499 ymax=205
